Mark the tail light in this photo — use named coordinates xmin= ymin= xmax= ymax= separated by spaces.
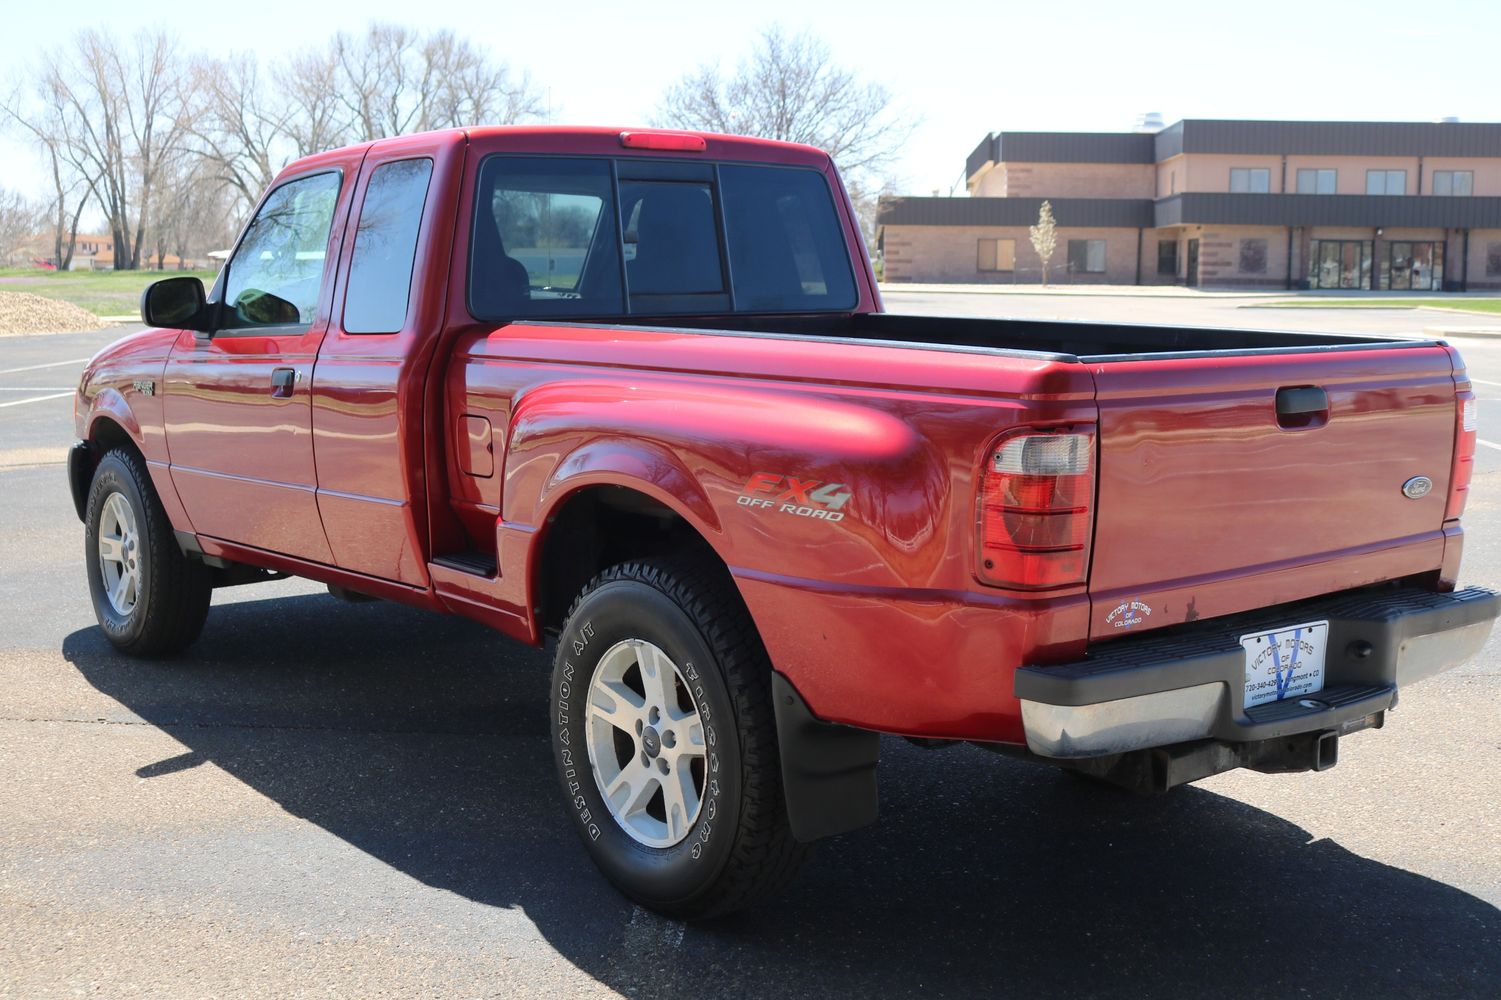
xmin=977 ymin=427 xmax=1096 ymax=589
xmin=1447 ymin=392 xmax=1477 ymax=520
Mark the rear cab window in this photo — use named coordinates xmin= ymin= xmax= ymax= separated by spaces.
xmin=468 ymin=155 xmax=856 ymax=320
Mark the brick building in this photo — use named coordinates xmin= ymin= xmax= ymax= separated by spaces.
xmin=878 ymin=120 xmax=1501 ymax=290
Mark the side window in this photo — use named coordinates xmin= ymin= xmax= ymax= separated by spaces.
xmin=221 ymin=171 xmax=342 ymax=330
xmin=719 ymin=165 xmax=858 ymax=311
xmin=470 ymin=157 xmax=622 ymax=319
xmin=344 ymin=158 xmax=434 ymax=334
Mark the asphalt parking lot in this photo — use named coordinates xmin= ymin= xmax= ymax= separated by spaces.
xmin=2 ymin=293 xmax=1499 ymax=998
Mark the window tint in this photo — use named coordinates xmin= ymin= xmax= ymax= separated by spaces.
xmin=620 ymin=180 xmax=724 ymax=297
xmin=344 ymin=158 xmax=433 ymax=334
xmin=1156 ymin=239 xmax=1178 ymax=276
xmin=1067 ymin=239 xmax=1106 ymax=273
xmin=470 ymin=157 xmax=622 ymax=318
xmin=222 ymin=171 xmax=341 ymax=330
xmin=719 ymin=165 xmax=857 ymax=311
xmin=468 ymin=157 xmax=858 ymax=320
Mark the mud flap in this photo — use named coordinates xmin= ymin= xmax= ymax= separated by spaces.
xmin=771 ymin=671 xmax=880 ymax=842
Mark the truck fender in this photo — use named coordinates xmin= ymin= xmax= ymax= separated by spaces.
xmin=84 ymin=387 xmax=147 ymax=453
xmin=536 ymin=437 xmax=722 ymax=535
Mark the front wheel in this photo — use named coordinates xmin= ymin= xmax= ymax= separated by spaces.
xmin=550 ymin=558 xmax=810 ymax=918
xmin=84 ymin=448 xmax=212 ymax=656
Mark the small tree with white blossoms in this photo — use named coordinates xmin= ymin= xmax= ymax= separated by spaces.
xmin=1030 ymin=200 xmax=1058 ymax=286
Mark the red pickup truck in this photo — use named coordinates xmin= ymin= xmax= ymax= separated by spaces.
xmin=70 ymin=126 xmax=1497 ymax=917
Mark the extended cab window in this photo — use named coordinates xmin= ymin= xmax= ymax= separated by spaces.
xmin=344 ymin=158 xmax=434 ymax=334
xmin=470 ymin=157 xmax=623 ymax=318
xmin=221 ymin=171 xmax=342 ymax=330
xmin=468 ymin=157 xmax=856 ymax=320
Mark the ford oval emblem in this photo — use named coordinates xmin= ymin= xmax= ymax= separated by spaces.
xmin=1402 ymin=476 xmax=1434 ymax=500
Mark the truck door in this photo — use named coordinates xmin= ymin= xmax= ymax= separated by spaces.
xmin=309 ymin=135 xmax=461 ymax=585
xmin=163 ymin=157 xmax=361 ymax=563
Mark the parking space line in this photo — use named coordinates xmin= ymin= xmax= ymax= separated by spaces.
xmin=1468 ymin=377 xmax=1501 ymax=387
xmin=1478 ymin=439 xmax=1501 ymax=452
xmin=0 ymin=387 xmax=75 ymax=391
xmin=0 ymin=357 xmax=92 ymax=376
xmin=0 ymin=391 xmax=74 ymax=409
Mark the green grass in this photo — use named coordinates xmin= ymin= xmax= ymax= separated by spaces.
xmin=1252 ymin=297 xmax=1501 ymax=315
xmin=0 ymin=267 xmax=220 ymax=317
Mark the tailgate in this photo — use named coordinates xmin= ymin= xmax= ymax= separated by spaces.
xmin=1087 ymin=343 xmax=1460 ymax=639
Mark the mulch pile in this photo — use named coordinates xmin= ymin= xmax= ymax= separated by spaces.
xmin=0 ymin=292 xmax=112 ymax=335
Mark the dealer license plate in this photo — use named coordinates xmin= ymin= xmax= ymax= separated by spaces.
xmin=1240 ymin=620 xmax=1329 ymax=709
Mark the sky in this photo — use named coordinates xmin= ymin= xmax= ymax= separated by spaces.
xmin=6 ymin=0 xmax=1501 ymax=210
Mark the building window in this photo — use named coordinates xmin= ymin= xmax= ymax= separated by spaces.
xmin=1240 ymin=239 xmax=1268 ymax=274
xmin=1432 ymin=170 xmax=1473 ymax=196
xmin=977 ymin=238 xmax=1016 ymax=272
xmin=1366 ymin=169 xmax=1407 ymax=195
xmin=1487 ymin=243 xmax=1501 ymax=277
xmin=1157 ymin=240 xmax=1179 ymax=276
xmin=1296 ymin=168 xmax=1337 ymax=194
xmin=1230 ymin=168 xmax=1271 ymax=194
xmin=1067 ymin=239 xmax=1107 ymax=274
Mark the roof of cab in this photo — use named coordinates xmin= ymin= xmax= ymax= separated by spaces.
xmin=336 ymin=125 xmax=833 ymax=168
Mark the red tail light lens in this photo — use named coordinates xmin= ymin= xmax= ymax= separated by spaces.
xmin=977 ymin=427 xmax=1096 ymax=590
xmin=1447 ymin=393 xmax=1477 ymax=520
xmin=619 ymin=130 xmax=707 ymax=152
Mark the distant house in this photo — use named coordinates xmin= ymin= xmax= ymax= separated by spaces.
xmin=13 ymin=232 xmax=204 ymax=271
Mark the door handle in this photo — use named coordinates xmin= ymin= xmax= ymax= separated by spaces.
xmin=271 ymin=367 xmax=297 ymax=399
xmin=1275 ymin=385 xmax=1328 ymax=429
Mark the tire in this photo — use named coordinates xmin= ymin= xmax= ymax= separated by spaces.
xmin=550 ymin=558 xmax=810 ymax=918
xmin=84 ymin=447 xmax=212 ymax=656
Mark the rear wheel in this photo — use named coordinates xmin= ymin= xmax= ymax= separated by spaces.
xmin=85 ymin=448 xmax=212 ymax=656
xmin=550 ymin=558 xmax=810 ymax=918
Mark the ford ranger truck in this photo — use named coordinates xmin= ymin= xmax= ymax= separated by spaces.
xmin=68 ymin=126 xmax=1498 ymax=918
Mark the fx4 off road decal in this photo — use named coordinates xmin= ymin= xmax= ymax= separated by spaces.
xmin=737 ymin=472 xmax=852 ymax=522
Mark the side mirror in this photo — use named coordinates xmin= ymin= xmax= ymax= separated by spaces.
xmin=141 ymin=276 xmax=209 ymax=331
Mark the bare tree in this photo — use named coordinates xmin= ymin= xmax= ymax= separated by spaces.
xmin=0 ymin=188 xmax=45 ymax=265
xmin=330 ymin=24 xmax=542 ymax=141
xmin=0 ymin=79 xmax=97 ymax=269
xmin=418 ymin=29 xmax=544 ymax=130
xmin=189 ymin=53 xmax=288 ymax=209
xmin=24 ymin=30 xmax=195 ymax=270
xmin=1030 ymin=200 xmax=1058 ymax=287
xmin=654 ymin=26 xmax=917 ymax=185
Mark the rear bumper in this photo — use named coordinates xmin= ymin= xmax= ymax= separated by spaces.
xmin=1015 ymin=586 xmax=1499 ymax=759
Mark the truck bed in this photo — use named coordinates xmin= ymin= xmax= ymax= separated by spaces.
xmin=647 ymin=312 xmax=1423 ymax=362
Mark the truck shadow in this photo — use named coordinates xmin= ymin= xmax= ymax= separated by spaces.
xmin=62 ymin=592 xmax=1501 ymax=999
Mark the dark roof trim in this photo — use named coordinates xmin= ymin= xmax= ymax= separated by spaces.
xmin=968 ymin=121 xmax=1501 ymax=179
xmin=1164 ymin=120 xmax=1501 ymax=158
xmin=997 ymin=131 xmax=1157 ymax=165
xmin=879 ymin=196 xmax=1154 ymax=229
xmin=966 ymin=134 xmax=997 ymax=181
xmin=1158 ymin=193 xmax=1501 ymax=228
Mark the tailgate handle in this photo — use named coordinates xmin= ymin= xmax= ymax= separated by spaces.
xmin=1276 ymin=386 xmax=1328 ymax=428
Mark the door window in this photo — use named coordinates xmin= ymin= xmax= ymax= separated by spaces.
xmin=221 ymin=171 xmax=342 ymax=331
xmin=344 ymin=158 xmax=434 ymax=334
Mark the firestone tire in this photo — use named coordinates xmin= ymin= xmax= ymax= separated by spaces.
xmin=84 ymin=448 xmax=212 ymax=656
xmin=550 ymin=558 xmax=810 ymax=918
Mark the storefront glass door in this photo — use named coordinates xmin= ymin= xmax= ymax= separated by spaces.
xmin=1385 ymin=241 xmax=1444 ymax=291
xmin=1309 ymin=240 xmax=1373 ymax=289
